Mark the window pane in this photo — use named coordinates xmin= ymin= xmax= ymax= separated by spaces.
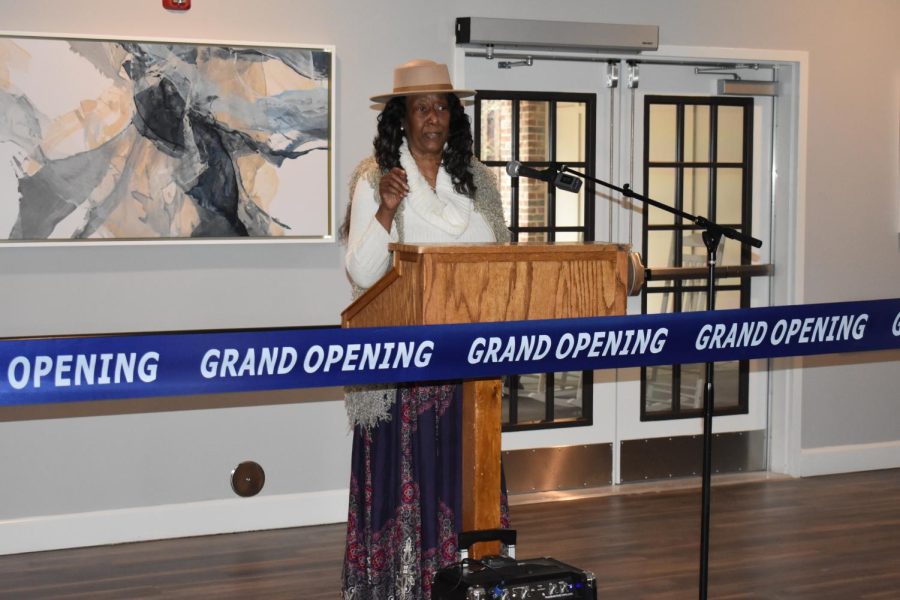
xmin=716 ymin=168 xmax=743 ymax=224
xmin=516 ymin=373 xmax=545 ymax=423
xmin=716 ymin=289 xmax=742 ymax=311
xmin=648 ymin=104 xmax=677 ymax=163
xmin=555 ymin=231 xmax=584 ymax=242
xmin=519 ymin=100 xmax=550 ymax=161
xmin=680 ymin=363 xmax=705 ymax=410
xmin=555 ymin=186 xmax=583 ymax=227
xmin=519 ymin=231 xmax=548 ymax=242
xmin=501 ymin=377 xmax=513 ymax=423
xmin=488 ymin=166 xmax=513 ymax=228
xmin=646 ymin=290 xmax=674 ymax=313
xmin=682 ymin=230 xmax=706 ymax=268
xmin=683 ymin=104 xmax=710 ymax=162
xmin=519 ymin=176 xmax=548 ymax=228
xmin=714 ymin=361 xmax=741 ymax=409
xmin=556 ymin=102 xmax=587 ymax=162
xmin=647 ymin=168 xmax=676 ymax=225
xmin=681 ymin=287 xmax=708 ymax=313
xmin=720 ymin=236 xmax=743 ymax=269
xmin=716 ymin=106 xmax=744 ymax=163
xmin=648 ymin=230 xmax=675 ymax=269
xmin=480 ymin=99 xmax=513 ymax=162
xmin=646 ymin=366 xmax=673 ymax=413
xmin=683 ymin=168 xmax=709 ymax=218
xmin=553 ymin=371 xmax=583 ymax=419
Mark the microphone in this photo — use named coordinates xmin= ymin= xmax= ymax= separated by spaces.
xmin=506 ymin=160 xmax=556 ymax=182
xmin=506 ymin=161 xmax=582 ymax=193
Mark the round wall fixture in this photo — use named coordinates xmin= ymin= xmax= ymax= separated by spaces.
xmin=231 ymin=461 xmax=265 ymax=497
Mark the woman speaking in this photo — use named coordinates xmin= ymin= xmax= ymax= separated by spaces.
xmin=341 ymin=59 xmax=509 ymax=599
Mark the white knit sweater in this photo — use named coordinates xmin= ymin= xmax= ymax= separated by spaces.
xmin=345 ymin=140 xmax=495 ymax=289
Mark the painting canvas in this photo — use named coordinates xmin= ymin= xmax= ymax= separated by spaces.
xmin=0 ymin=35 xmax=333 ymax=241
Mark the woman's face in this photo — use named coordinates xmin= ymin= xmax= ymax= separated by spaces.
xmin=403 ymin=93 xmax=451 ymax=158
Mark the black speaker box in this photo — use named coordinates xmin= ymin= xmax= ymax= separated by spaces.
xmin=432 ymin=530 xmax=597 ymax=600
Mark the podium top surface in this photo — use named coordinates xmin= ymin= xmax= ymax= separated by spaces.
xmin=390 ymin=241 xmax=629 ymax=255
xmin=342 ymin=241 xmax=631 ymax=328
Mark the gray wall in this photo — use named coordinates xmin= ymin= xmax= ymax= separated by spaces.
xmin=1 ymin=0 xmax=899 ymax=547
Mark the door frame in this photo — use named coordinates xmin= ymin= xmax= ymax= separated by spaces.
xmin=454 ymin=44 xmax=810 ymax=478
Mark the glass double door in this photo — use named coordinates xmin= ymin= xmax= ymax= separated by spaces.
xmin=462 ymin=53 xmax=774 ymax=485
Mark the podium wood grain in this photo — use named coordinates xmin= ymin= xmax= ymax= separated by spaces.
xmin=342 ymin=243 xmax=629 ymax=557
xmin=343 ymin=242 xmax=628 ymax=327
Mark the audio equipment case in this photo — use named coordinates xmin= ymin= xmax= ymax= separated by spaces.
xmin=432 ymin=530 xmax=597 ymax=600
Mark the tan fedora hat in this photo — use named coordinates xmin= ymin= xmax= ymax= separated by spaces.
xmin=370 ymin=59 xmax=475 ymax=104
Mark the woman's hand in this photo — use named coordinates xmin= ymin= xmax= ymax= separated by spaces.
xmin=375 ymin=167 xmax=409 ymax=231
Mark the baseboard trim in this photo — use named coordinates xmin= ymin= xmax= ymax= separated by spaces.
xmin=9 ymin=440 xmax=897 ymax=556
xmin=799 ymin=440 xmax=900 ymax=477
xmin=0 ymin=488 xmax=349 ymax=556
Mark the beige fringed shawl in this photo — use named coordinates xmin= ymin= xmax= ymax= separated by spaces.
xmin=344 ymin=156 xmax=510 ymax=429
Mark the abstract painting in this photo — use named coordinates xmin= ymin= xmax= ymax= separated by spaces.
xmin=0 ymin=35 xmax=333 ymax=241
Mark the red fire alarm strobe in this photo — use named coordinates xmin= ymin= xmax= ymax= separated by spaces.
xmin=163 ymin=0 xmax=191 ymax=10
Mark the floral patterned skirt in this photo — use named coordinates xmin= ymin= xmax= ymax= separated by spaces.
xmin=341 ymin=383 xmax=508 ymax=600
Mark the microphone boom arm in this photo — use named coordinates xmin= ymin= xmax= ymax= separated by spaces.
xmin=558 ymin=165 xmax=762 ymax=249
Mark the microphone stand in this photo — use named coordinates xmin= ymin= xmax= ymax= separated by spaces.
xmin=555 ymin=165 xmax=762 ymax=600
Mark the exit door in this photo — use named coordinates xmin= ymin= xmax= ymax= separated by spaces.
xmin=461 ymin=51 xmax=775 ymax=488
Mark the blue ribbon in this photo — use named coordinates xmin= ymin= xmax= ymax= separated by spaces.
xmin=2 ymin=298 xmax=899 ymax=406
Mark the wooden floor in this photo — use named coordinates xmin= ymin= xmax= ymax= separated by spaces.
xmin=3 ymin=469 xmax=900 ymax=599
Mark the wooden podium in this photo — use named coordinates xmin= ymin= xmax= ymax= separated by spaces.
xmin=341 ymin=242 xmax=632 ymax=552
